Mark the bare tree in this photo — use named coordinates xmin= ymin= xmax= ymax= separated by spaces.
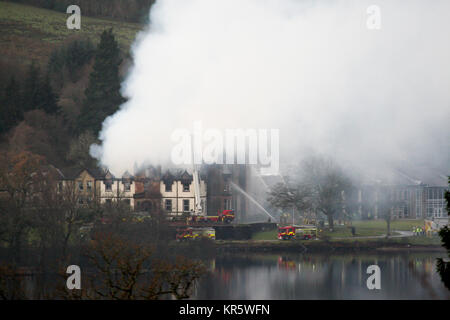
xmin=268 ymin=156 xmax=352 ymax=230
xmin=267 ymin=178 xmax=312 ymax=213
xmin=60 ymin=232 xmax=206 ymax=300
xmin=0 ymin=151 xmax=46 ymax=264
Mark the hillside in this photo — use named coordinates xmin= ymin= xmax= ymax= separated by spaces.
xmin=0 ymin=1 xmax=145 ymax=169
xmin=0 ymin=1 xmax=143 ymax=64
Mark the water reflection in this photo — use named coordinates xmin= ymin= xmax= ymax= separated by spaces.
xmin=193 ymin=253 xmax=450 ymax=299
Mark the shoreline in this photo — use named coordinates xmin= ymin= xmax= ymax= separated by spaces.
xmin=213 ymin=239 xmax=446 ymax=253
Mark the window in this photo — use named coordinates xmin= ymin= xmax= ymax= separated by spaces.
xmin=183 ymin=183 xmax=190 ymax=192
xmin=105 ymin=181 xmax=112 ymax=191
xmin=123 ymin=199 xmax=130 ymax=206
xmin=124 ymin=181 xmax=131 ymax=191
xmin=165 ymin=182 xmax=172 ymax=192
xmin=105 ymin=199 xmax=112 ymax=204
xmin=78 ymin=181 xmax=83 ymax=191
xmin=165 ymin=199 xmax=172 ymax=211
xmin=224 ymin=199 xmax=230 ymax=210
xmin=87 ymin=181 xmax=92 ymax=191
xmin=183 ymin=199 xmax=190 ymax=212
xmin=58 ymin=182 xmax=63 ymax=192
xmin=78 ymin=198 xmax=84 ymax=205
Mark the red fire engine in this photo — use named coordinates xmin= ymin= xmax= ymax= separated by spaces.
xmin=278 ymin=226 xmax=296 ymax=240
xmin=192 ymin=210 xmax=235 ymax=223
xmin=278 ymin=225 xmax=318 ymax=240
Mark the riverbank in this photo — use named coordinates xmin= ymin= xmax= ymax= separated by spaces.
xmin=214 ymin=237 xmax=445 ymax=253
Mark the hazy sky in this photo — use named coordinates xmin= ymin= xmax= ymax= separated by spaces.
xmin=91 ymin=0 xmax=450 ymax=182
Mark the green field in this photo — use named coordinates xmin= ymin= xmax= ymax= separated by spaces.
xmin=252 ymin=219 xmax=426 ymax=240
xmin=326 ymin=235 xmax=442 ymax=246
xmin=0 ymin=1 xmax=143 ymax=62
xmin=353 ymin=219 xmax=424 ymax=231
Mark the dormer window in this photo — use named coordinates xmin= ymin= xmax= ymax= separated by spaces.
xmin=123 ymin=181 xmax=131 ymax=191
xmin=105 ymin=181 xmax=112 ymax=191
xmin=165 ymin=182 xmax=172 ymax=192
xmin=183 ymin=183 xmax=190 ymax=192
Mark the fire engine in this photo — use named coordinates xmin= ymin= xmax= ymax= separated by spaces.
xmin=278 ymin=225 xmax=318 ymax=240
xmin=278 ymin=226 xmax=296 ymax=240
xmin=176 ymin=227 xmax=216 ymax=241
xmin=192 ymin=209 xmax=235 ymax=223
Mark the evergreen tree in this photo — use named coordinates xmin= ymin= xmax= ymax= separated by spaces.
xmin=77 ymin=29 xmax=125 ymax=135
xmin=0 ymin=76 xmax=23 ymax=134
xmin=23 ymin=61 xmax=41 ymax=112
xmin=65 ymin=38 xmax=95 ymax=82
xmin=37 ymin=73 xmax=59 ymax=115
xmin=22 ymin=62 xmax=59 ymax=115
xmin=47 ymin=47 xmax=65 ymax=89
xmin=48 ymin=38 xmax=95 ymax=84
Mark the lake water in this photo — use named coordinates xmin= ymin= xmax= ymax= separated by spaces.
xmin=192 ymin=252 xmax=450 ymax=300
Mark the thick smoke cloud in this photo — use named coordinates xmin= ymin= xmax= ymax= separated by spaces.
xmin=91 ymin=0 xmax=450 ymax=180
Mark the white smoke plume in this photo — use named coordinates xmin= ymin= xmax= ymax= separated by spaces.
xmin=91 ymin=0 xmax=450 ymax=180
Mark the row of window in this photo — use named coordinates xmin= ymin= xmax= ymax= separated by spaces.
xmin=78 ymin=181 xmax=93 ymax=191
xmin=76 ymin=181 xmax=132 ymax=192
xmin=427 ymin=188 xmax=445 ymax=200
xmin=166 ymin=182 xmax=228 ymax=193
xmin=164 ymin=199 xmax=207 ymax=212
xmin=78 ymin=197 xmax=132 ymax=205
xmin=164 ymin=182 xmax=191 ymax=192
xmin=359 ymin=188 xmax=447 ymax=202
xmin=165 ymin=199 xmax=190 ymax=212
xmin=75 ymin=181 xmax=208 ymax=193
xmin=396 ymin=188 xmax=446 ymax=201
xmin=104 ymin=181 xmax=132 ymax=192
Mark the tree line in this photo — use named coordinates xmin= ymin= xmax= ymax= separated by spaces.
xmin=0 ymin=62 xmax=58 ymax=135
xmin=8 ymin=0 xmax=156 ymax=23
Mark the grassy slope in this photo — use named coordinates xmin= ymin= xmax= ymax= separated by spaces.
xmin=0 ymin=1 xmax=143 ymax=63
xmin=252 ymin=219 xmax=426 ymax=240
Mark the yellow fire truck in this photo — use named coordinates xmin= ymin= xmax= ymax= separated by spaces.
xmin=176 ymin=227 xmax=216 ymax=241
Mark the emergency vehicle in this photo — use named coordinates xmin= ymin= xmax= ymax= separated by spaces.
xmin=192 ymin=210 xmax=235 ymax=223
xmin=176 ymin=227 xmax=216 ymax=241
xmin=278 ymin=225 xmax=318 ymax=240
